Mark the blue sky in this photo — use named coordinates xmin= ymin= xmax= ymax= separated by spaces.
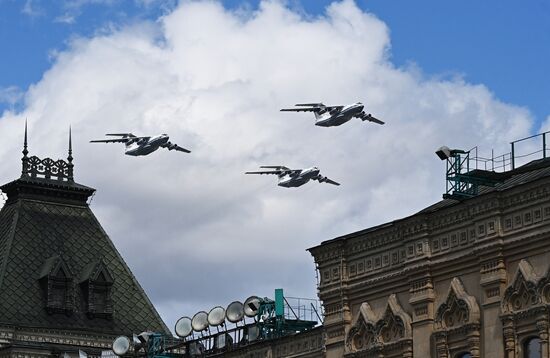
xmin=1 ymin=0 xmax=549 ymax=125
xmin=0 ymin=0 xmax=545 ymax=326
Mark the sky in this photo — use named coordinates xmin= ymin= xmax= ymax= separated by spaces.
xmin=0 ymin=0 xmax=548 ymax=332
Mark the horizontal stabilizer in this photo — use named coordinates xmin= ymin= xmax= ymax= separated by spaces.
xmin=357 ymin=112 xmax=385 ymax=125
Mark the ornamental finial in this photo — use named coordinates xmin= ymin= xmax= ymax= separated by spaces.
xmin=21 ymin=119 xmax=29 ymax=177
xmin=67 ymin=126 xmax=74 ymax=182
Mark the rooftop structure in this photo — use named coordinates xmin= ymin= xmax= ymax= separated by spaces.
xmin=0 ymin=125 xmax=169 ymax=357
xmin=309 ymin=152 xmax=550 ymax=357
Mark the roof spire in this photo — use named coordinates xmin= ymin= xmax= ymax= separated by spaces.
xmin=21 ymin=119 xmax=29 ymax=177
xmin=67 ymin=126 xmax=74 ymax=182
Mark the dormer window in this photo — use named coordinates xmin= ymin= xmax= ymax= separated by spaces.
xmin=80 ymin=259 xmax=114 ymax=319
xmin=38 ymin=256 xmax=74 ymax=315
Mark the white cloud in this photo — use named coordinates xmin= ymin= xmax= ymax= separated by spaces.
xmin=54 ymin=13 xmax=77 ymax=24
xmin=21 ymin=0 xmax=44 ymax=18
xmin=0 ymin=86 xmax=24 ymax=108
xmin=0 ymin=0 xmax=535 ymax=328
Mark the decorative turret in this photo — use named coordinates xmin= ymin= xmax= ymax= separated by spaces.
xmin=0 ymin=122 xmax=170 ymax=357
xmin=2 ymin=123 xmax=94 ymax=205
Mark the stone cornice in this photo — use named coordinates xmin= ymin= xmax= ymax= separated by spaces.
xmin=311 ymin=179 xmax=550 ymax=268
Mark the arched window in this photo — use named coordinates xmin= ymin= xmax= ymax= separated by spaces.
xmin=524 ymin=337 xmax=541 ymax=358
xmin=456 ymin=353 xmax=472 ymax=358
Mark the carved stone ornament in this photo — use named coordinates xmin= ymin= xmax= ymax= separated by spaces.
xmin=345 ymin=294 xmax=412 ymax=355
xmin=346 ymin=301 xmax=378 ymax=352
xmin=435 ymin=277 xmax=480 ymax=330
xmin=377 ymin=294 xmax=412 ymax=343
xmin=502 ymin=259 xmax=541 ymax=314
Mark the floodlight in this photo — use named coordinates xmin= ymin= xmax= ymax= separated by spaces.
xmin=208 ymin=306 xmax=226 ymax=326
xmin=132 ymin=334 xmax=144 ymax=352
xmin=175 ymin=316 xmax=193 ymax=338
xmin=226 ymin=301 xmax=245 ymax=323
xmin=244 ymin=296 xmax=261 ymax=317
xmin=191 ymin=311 xmax=209 ymax=332
xmin=136 ymin=332 xmax=151 ymax=344
xmin=112 ymin=336 xmax=131 ymax=356
xmin=436 ymin=146 xmax=452 ymax=160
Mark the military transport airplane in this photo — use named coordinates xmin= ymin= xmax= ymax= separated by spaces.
xmin=90 ymin=133 xmax=191 ymax=156
xmin=280 ymin=102 xmax=384 ymax=127
xmin=245 ymin=166 xmax=340 ymax=188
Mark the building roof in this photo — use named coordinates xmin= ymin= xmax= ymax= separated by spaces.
xmin=0 ymin=141 xmax=170 ymax=336
xmin=310 ymin=157 xmax=550 ymax=250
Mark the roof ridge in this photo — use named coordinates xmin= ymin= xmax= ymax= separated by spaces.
xmin=86 ymin=206 xmax=171 ymax=334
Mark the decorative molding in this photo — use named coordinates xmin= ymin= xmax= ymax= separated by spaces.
xmin=435 ymin=278 xmax=480 ymax=330
xmin=501 ymin=259 xmax=541 ymax=313
xmin=345 ymin=295 xmax=412 ymax=356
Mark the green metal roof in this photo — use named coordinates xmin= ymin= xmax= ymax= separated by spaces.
xmin=0 ymin=177 xmax=170 ymax=336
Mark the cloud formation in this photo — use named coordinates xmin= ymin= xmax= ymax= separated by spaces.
xmin=0 ymin=0 xmax=534 ymax=328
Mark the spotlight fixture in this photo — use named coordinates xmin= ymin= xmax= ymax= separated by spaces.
xmin=191 ymin=311 xmax=209 ymax=332
xmin=225 ymin=301 xmax=245 ymax=323
xmin=243 ymin=296 xmax=261 ymax=318
xmin=207 ymin=306 xmax=226 ymax=326
xmin=175 ymin=316 xmax=193 ymax=338
xmin=436 ymin=146 xmax=452 ymax=160
xmin=112 ymin=336 xmax=131 ymax=356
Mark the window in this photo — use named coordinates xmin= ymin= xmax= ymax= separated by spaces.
xmin=80 ymin=260 xmax=114 ymax=319
xmin=457 ymin=354 xmax=472 ymax=358
xmin=524 ymin=337 xmax=542 ymax=358
xmin=39 ymin=256 xmax=74 ymax=315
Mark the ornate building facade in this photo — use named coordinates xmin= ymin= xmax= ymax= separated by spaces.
xmin=0 ymin=129 xmax=169 ymax=358
xmin=309 ymin=158 xmax=550 ymax=357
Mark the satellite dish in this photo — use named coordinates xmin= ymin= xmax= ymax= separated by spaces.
xmin=226 ymin=301 xmax=244 ymax=323
xmin=208 ymin=306 xmax=226 ymax=326
xmin=191 ymin=311 xmax=209 ymax=332
xmin=112 ymin=336 xmax=131 ymax=356
xmin=175 ymin=316 xmax=193 ymax=338
xmin=244 ymin=296 xmax=261 ymax=317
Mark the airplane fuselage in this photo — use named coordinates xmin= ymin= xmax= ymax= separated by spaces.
xmin=125 ymin=135 xmax=170 ymax=156
xmin=315 ymin=102 xmax=364 ymax=127
xmin=278 ymin=167 xmax=320 ymax=187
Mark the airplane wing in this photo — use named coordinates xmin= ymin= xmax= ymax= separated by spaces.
xmin=280 ymin=103 xmax=325 ymax=112
xmin=245 ymin=170 xmax=284 ymax=175
xmin=106 ymin=133 xmax=137 ymax=137
xmin=260 ymin=165 xmax=291 ymax=170
xmin=356 ymin=112 xmax=385 ymax=125
xmin=160 ymin=142 xmax=191 ymax=153
xmin=90 ymin=138 xmax=131 ymax=143
xmin=90 ymin=136 xmax=150 ymax=144
xmin=325 ymin=105 xmax=344 ymax=112
xmin=247 ymin=166 xmax=295 ymax=175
